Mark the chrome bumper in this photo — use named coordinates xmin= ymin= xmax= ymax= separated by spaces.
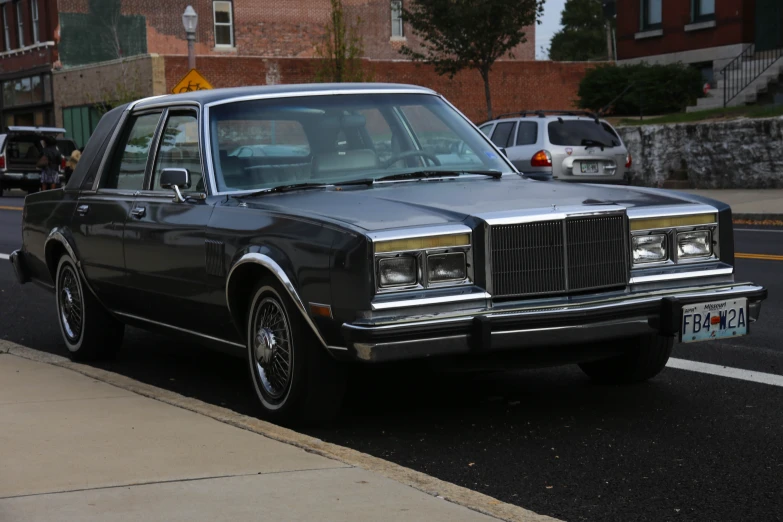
xmin=339 ymin=283 xmax=767 ymax=363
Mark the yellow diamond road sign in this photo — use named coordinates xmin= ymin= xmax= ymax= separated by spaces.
xmin=172 ymin=69 xmax=213 ymax=94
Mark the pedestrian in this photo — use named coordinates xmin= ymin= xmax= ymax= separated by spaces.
xmin=38 ymin=136 xmax=62 ymax=191
xmin=64 ymin=149 xmax=81 ymax=185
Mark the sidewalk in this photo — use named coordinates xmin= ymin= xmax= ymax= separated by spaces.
xmin=0 ymin=344 xmax=555 ymax=522
xmin=668 ymin=189 xmax=783 ymax=221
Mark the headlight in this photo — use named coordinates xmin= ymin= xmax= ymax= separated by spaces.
xmin=678 ymin=230 xmax=712 ymax=258
xmin=427 ymin=252 xmax=466 ymax=283
xmin=378 ymin=256 xmax=417 ymax=287
xmin=632 ymin=234 xmax=667 ymax=264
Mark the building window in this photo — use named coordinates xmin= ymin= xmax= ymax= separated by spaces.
xmin=641 ymin=0 xmax=662 ymax=30
xmin=213 ymin=1 xmax=233 ymax=47
xmin=2 ymin=6 xmax=9 ymax=51
xmin=391 ymin=1 xmax=403 ymax=38
xmin=693 ymin=0 xmax=715 ymax=22
xmin=16 ymin=1 xmax=24 ymax=47
xmin=31 ymin=0 xmax=39 ymax=43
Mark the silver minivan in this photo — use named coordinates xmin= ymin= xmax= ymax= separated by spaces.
xmin=478 ymin=111 xmax=632 ymax=184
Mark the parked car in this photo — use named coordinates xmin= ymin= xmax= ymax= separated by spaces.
xmin=10 ymin=84 xmax=766 ymax=426
xmin=0 ymin=126 xmax=76 ymax=196
xmin=478 ymin=110 xmax=632 ymax=184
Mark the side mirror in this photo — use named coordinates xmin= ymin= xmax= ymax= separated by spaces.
xmin=160 ymin=168 xmax=190 ymax=203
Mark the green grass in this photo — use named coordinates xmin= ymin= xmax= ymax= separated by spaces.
xmin=614 ymin=104 xmax=783 ymax=126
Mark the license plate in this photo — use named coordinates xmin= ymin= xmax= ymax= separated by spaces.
xmin=580 ymin=162 xmax=599 ymax=173
xmin=680 ymin=298 xmax=747 ymax=343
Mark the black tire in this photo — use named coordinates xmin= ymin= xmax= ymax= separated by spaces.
xmin=246 ymin=277 xmax=345 ymax=426
xmin=578 ymin=334 xmax=673 ymax=384
xmin=55 ymin=255 xmax=124 ymax=361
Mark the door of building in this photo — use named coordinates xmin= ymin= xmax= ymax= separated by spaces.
xmin=756 ymin=0 xmax=782 ymax=52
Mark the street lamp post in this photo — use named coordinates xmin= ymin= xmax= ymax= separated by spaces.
xmin=182 ymin=5 xmax=198 ymax=70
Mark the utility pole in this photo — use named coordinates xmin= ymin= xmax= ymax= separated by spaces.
xmin=606 ymin=20 xmax=613 ymax=61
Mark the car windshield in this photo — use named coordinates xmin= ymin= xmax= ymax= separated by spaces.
xmin=208 ymin=93 xmax=511 ymax=193
xmin=547 ymin=120 xmax=621 ymax=148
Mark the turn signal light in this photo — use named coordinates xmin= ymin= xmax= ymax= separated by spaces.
xmin=625 ymin=153 xmax=632 ymax=169
xmin=531 ymin=150 xmax=552 ymax=167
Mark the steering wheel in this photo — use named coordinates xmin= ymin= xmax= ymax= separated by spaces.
xmin=234 ymin=146 xmax=255 ymax=158
xmin=382 ymin=150 xmax=441 ymax=168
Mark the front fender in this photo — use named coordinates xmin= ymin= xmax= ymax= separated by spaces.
xmin=225 ymin=246 xmax=343 ymax=352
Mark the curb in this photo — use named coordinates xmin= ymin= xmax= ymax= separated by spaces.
xmin=733 ymin=214 xmax=783 ymax=223
xmin=0 ymin=341 xmax=560 ymax=522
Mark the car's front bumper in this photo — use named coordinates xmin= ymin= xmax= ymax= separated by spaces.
xmin=339 ymin=282 xmax=767 ymax=363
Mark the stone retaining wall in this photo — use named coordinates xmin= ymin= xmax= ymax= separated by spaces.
xmin=617 ymin=117 xmax=783 ymax=189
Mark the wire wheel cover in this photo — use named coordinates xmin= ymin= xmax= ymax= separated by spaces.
xmin=252 ymin=297 xmax=293 ymax=401
xmin=58 ymin=266 xmax=83 ymax=342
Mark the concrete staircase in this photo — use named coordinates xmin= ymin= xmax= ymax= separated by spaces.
xmin=686 ymin=54 xmax=783 ymax=113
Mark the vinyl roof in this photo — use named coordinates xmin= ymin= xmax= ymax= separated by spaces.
xmin=133 ymin=83 xmax=437 ymax=109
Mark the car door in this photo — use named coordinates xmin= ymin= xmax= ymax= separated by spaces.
xmin=69 ymin=110 xmax=164 ymax=312
xmin=504 ymin=121 xmax=540 ymax=171
xmin=121 ymin=107 xmax=217 ymax=331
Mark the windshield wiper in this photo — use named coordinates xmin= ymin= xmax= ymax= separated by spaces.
xmin=374 ymin=170 xmax=503 ymax=182
xmin=582 ymin=139 xmax=608 ymax=150
xmin=233 ymin=182 xmax=330 ymax=198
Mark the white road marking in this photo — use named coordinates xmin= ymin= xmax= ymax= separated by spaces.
xmin=667 ymin=357 xmax=783 ymax=388
xmin=735 ymin=228 xmax=783 ymax=233
xmin=0 ymin=254 xmax=9 ymax=260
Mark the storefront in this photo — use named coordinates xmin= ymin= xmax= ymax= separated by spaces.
xmin=0 ymin=69 xmax=54 ymax=127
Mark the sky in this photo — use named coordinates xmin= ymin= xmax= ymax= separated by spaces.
xmin=536 ymin=0 xmax=567 ymax=60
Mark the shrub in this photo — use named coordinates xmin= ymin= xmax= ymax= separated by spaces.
xmin=578 ymin=62 xmax=704 ymax=116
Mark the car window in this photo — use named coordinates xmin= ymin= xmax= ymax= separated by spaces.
xmin=5 ymin=137 xmax=42 ymax=161
xmin=209 ymin=93 xmax=509 ymax=193
xmin=103 ymin=112 xmax=162 ymax=190
xmin=516 ymin=122 xmax=538 ymax=146
xmin=547 ymin=120 xmax=621 ymax=148
xmin=478 ymin=124 xmax=493 ymax=137
xmin=357 ymin=108 xmax=394 ymax=164
xmin=490 ymin=122 xmax=516 ymax=148
xmin=152 ymin=112 xmax=203 ymax=193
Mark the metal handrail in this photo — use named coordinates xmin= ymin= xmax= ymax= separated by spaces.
xmin=720 ymin=43 xmax=783 ymax=107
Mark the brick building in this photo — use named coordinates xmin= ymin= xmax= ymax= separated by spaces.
xmin=0 ymin=0 xmax=59 ymax=128
xmin=616 ymin=0 xmax=783 ymax=110
xmin=617 ymin=0 xmax=781 ymax=73
xmin=52 ymin=1 xmax=563 ymax=144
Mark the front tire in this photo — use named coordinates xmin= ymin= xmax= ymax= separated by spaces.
xmin=55 ymin=255 xmax=124 ymax=361
xmin=579 ymin=334 xmax=673 ymax=384
xmin=246 ymin=278 xmax=345 ymax=426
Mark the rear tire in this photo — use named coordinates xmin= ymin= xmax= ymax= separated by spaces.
xmin=246 ymin=277 xmax=345 ymax=427
xmin=55 ymin=255 xmax=124 ymax=361
xmin=579 ymin=334 xmax=673 ymax=384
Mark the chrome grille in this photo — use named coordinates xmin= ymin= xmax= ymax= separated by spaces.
xmin=489 ymin=215 xmax=628 ymax=298
xmin=566 ymin=216 xmax=628 ymax=291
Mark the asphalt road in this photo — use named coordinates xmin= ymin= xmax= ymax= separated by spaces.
xmin=1 ymin=192 xmax=782 ymax=522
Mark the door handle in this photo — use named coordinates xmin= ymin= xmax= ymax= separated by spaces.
xmin=130 ymin=207 xmax=146 ymax=219
xmin=76 ymin=204 xmax=89 ymax=216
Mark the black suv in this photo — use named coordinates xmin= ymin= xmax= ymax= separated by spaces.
xmin=0 ymin=126 xmax=78 ymax=196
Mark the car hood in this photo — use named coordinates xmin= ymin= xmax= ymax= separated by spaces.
xmin=246 ymin=177 xmax=718 ymax=231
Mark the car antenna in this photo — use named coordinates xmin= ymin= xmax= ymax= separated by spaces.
xmin=557 ymin=117 xmax=564 ymax=124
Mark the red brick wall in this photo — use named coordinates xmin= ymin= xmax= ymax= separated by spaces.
xmin=616 ymin=0 xmax=753 ymax=60
xmin=59 ymin=0 xmax=534 ymax=62
xmin=0 ymin=0 xmax=58 ymax=75
xmin=163 ymin=56 xmax=596 ymax=122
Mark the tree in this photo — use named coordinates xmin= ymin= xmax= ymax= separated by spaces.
xmin=400 ymin=0 xmax=544 ymax=120
xmin=314 ymin=0 xmax=372 ymax=82
xmin=548 ymin=0 xmax=612 ymax=62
